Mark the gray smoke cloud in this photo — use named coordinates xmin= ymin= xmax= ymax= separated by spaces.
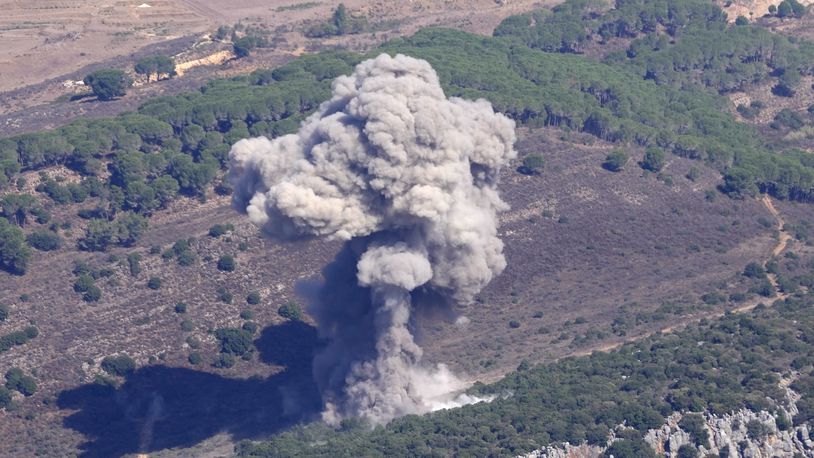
xmin=229 ymin=53 xmax=516 ymax=424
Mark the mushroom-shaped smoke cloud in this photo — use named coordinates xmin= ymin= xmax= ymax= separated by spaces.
xmin=229 ymin=53 xmax=516 ymax=424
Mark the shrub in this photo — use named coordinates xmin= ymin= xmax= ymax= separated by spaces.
xmin=278 ymin=302 xmax=302 ymax=321
xmin=73 ymin=274 xmax=94 ymax=292
xmin=100 ymin=355 xmax=136 ymax=376
xmin=242 ymin=321 xmax=258 ymax=334
xmin=213 ymin=353 xmax=236 ymax=369
xmin=0 ymin=386 xmax=11 ymax=410
xmin=679 ymin=413 xmax=710 ymax=448
xmin=5 ymin=368 xmax=36 ymax=396
xmin=188 ymin=352 xmax=202 ymax=365
xmin=509 ymin=320 xmax=521 ymax=328
xmin=234 ymin=35 xmax=259 ymax=58
xmin=246 ymin=291 xmax=261 ymax=305
xmin=519 ymin=154 xmax=545 ymax=175
xmin=602 ymin=439 xmax=657 ymax=458
xmin=23 ymin=326 xmax=38 ymax=339
xmin=640 ymin=147 xmax=665 ymax=172
xmin=215 ymin=327 xmax=254 ymax=356
xmin=0 ymin=329 xmax=33 ymax=353
xmin=77 ymin=213 xmax=147 ymax=251
xmin=147 ymin=277 xmax=162 ymax=290
xmin=746 ymin=419 xmax=767 ymax=440
xmin=84 ymin=69 xmax=131 ymax=101
xmin=135 ymin=55 xmax=175 ymax=78
xmin=217 ymin=254 xmax=236 ymax=272
xmin=729 ymin=292 xmax=747 ymax=302
xmin=751 ymin=281 xmax=775 ymax=297
xmin=743 ymin=262 xmax=766 ymax=279
xmin=701 ymin=291 xmax=726 ymax=305
xmin=0 ymin=219 xmax=31 ymax=274
xmin=174 ymin=302 xmax=188 ymax=314
xmin=676 ymin=445 xmax=699 ymax=458
xmin=603 ymin=150 xmax=629 ymax=172
xmin=208 ymin=223 xmax=234 ymax=237
xmin=186 ymin=336 xmax=201 ymax=349
xmin=83 ymin=285 xmax=102 ymax=303
xmin=180 ymin=319 xmax=194 ymax=332
xmin=26 ymin=230 xmax=61 ymax=251
xmin=581 ymin=424 xmax=608 ymax=445
xmin=240 ymin=310 xmax=255 ymax=320
xmin=127 ymin=253 xmax=141 ymax=277
xmin=776 ymin=413 xmax=792 ymax=431
xmin=177 ymin=249 xmax=197 ymax=266
xmin=217 ymin=287 xmax=233 ymax=304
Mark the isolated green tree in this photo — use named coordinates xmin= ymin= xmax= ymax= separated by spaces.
xmin=778 ymin=1 xmax=791 ymax=17
xmin=147 ymin=276 xmax=162 ymax=290
xmin=233 ymin=36 xmax=258 ymax=58
xmin=744 ymin=262 xmax=767 ymax=279
xmin=84 ymin=69 xmax=132 ymax=101
xmin=135 ymin=55 xmax=175 ymax=78
xmin=5 ymin=368 xmax=36 ymax=396
xmin=217 ymin=254 xmax=236 ymax=272
xmin=278 ymin=302 xmax=303 ymax=321
xmin=333 ymin=3 xmax=349 ymax=33
xmin=0 ymin=194 xmax=39 ymax=226
xmin=520 ymin=154 xmax=545 ymax=175
xmin=790 ymin=0 xmax=807 ymax=16
xmin=0 ymin=219 xmax=31 ymax=275
xmin=215 ymin=328 xmax=254 ymax=356
xmin=603 ymin=150 xmax=629 ymax=172
xmin=101 ymin=355 xmax=136 ymax=376
xmin=641 ymin=147 xmax=665 ymax=172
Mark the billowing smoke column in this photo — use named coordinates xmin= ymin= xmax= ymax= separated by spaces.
xmin=228 ymin=53 xmax=516 ymax=424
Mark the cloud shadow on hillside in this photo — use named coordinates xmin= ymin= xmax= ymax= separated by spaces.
xmin=57 ymin=320 xmax=322 ymax=458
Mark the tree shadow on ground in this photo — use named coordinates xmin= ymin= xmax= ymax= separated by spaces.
xmin=57 ymin=320 xmax=322 ymax=458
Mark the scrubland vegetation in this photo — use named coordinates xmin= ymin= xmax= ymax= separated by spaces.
xmin=238 ymin=291 xmax=814 ymax=457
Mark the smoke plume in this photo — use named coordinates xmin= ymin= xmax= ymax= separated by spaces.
xmin=229 ymin=53 xmax=516 ymax=424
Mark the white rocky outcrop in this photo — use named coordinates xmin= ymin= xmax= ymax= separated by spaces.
xmin=522 ymin=377 xmax=814 ymax=457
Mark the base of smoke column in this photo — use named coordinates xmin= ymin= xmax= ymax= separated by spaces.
xmin=321 ymin=363 xmax=499 ymax=426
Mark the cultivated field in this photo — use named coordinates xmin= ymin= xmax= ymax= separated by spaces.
xmin=0 ymin=0 xmax=553 ymax=138
xmin=0 ymin=0 xmax=547 ymax=94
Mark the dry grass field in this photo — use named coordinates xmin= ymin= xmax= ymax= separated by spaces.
xmin=0 ymin=1 xmax=208 ymax=92
xmin=0 ymin=0 xmax=548 ymax=94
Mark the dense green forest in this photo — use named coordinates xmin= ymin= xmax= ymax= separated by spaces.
xmin=236 ymin=290 xmax=814 ymax=457
xmin=494 ymin=0 xmax=814 ymax=94
xmin=0 ymin=0 xmax=813 ymax=269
